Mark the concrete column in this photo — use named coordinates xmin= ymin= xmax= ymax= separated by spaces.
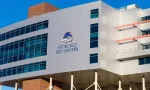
xmin=94 ymin=72 xmax=98 ymax=90
xmin=15 ymin=82 xmax=18 ymax=90
xmin=71 ymin=74 xmax=74 ymax=90
xmin=118 ymin=79 xmax=122 ymax=90
xmin=142 ymin=76 xmax=146 ymax=90
xmin=49 ymin=77 xmax=53 ymax=90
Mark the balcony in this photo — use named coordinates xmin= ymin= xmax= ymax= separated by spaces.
xmin=117 ymin=45 xmax=150 ymax=60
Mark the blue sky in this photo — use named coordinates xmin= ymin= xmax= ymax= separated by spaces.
xmin=0 ymin=0 xmax=148 ymax=90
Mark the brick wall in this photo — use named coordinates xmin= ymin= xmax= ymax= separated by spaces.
xmin=28 ymin=2 xmax=58 ymax=18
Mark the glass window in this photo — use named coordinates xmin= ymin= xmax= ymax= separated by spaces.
xmin=0 ymin=20 xmax=48 ymax=42
xmin=37 ymin=22 xmax=43 ymax=30
xmin=3 ymin=69 xmax=7 ymax=77
xmin=6 ymin=32 xmax=10 ymax=39
xmin=139 ymin=58 xmax=145 ymax=65
xmin=90 ymin=23 xmax=98 ymax=48
xmin=0 ymin=59 xmax=3 ymax=65
xmin=0 ymin=33 xmax=48 ymax=65
xmin=0 ymin=35 xmax=1 ymax=41
xmin=42 ymin=34 xmax=48 ymax=43
xmin=31 ymin=24 xmax=37 ymax=32
xmin=90 ymin=53 xmax=98 ymax=64
xmin=17 ymin=66 xmax=23 ymax=74
xmin=142 ymin=44 xmax=149 ymax=50
xmin=12 ymin=67 xmax=17 ymax=75
xmin=25 ymin=25 xmax=31 ymax=33
xmin=0 ymin=61 xmax=46 ymax=77
xmin=0 ymin=70 xmax=2 ymax=77
xmin=15 ymin=29 xmax=20 ymax=36
xmin=20 ymin=27 xmax=25 ymax=35
xmin=7 ymin=68 xmax=12 ymax=76
xmin=91 ymin=9 xmax=99 ymax=19
xmin=36 ymin=35 xmax=42 ymax=44
xmin=22 ymin=65 xmax=28 ymax=73
xmin=28 ymin=63 xmax=34 ymax=72
xmin=30 ymin=37 xmax=36 ymax=45
xmin=2 ymin=33 xmax=6 ymax=41
xmin=10 ymin=30 xmax=15 ymax=38
xmin=43 ymin=20 xmax=49 ymax=29
xmin=40 ymin=61 xmax=46 ymax=70
xmin=13 ymin=56 xmax=18 ymax=62
xmin=146 ymin=57 xmax=150 ymax=64
xmin=90 ymin=23 xmax=98 ymax=33
xmin=34 ymin=62 xmax=40 ymax=71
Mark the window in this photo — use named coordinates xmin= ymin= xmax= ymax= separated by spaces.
xmin=91 ymin=9 xmax=99 ymax=19
xmin=37 ymin=22 xmax=43 ymax=30
xmin=141 ymin=15 xmax=150 ymax=21
xmin=0 ymin=33 xmax=48 ymax=65
xmin=142 ymin=43 xmax=150 ymax=50
xmin=90 ymin=23 xmax=98 ymax=48
xmin=0 ymin=61 xmax=46 ymax=78
xmin=90 ymin=53 xmax=98 ymax=64
xmin=40 ymin=61 xmax=46 ymax=70
xmin=139 ymin=58 xmax=145 ymax=65
xmin=139 ymin=56 xmax=150 ymax=65
xmin=43 ymin=20 xmax=49 ymax=29
xmin=0 ymin=20 xmax=49 ymax=42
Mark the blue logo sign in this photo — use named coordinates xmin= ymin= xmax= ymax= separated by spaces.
xmin=62 ymin=32 xmax=73 ymax=43
xmin=56 ymin=32 xmax=79 ymax=54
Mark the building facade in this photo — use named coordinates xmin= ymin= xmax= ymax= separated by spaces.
xmin=0 ymin=1 xmax=150 ymax=90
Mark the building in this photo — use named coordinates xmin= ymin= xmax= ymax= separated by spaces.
xmin=0 ymin=1 xmax=150 ymax=90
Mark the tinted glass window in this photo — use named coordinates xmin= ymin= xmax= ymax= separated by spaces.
xmin=90 ymin=53 xmax=98 ymax=64
xmin=91 ymin=9 xmax=99 ymax=19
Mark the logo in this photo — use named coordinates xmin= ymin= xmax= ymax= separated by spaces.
xmin=62 ymin=32 xmax=73 ymax=43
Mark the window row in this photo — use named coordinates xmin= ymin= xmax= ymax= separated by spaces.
xmin=142 ymin=29 xmax=150 ymax=35
xmin=139 ymin=57 xmax=150 ymax=65
xmin=91 ymin=9 xmax=99 ymax=19
xmin=0 ymin=61 xmax=46 ymax=77
xmin=0 ymin=34 xmax=48 ymax=65
xmin=0 ymin=33 xmax=48 ymax=53
xmin=0 ymin=49 xmax=47 ymax=65
xmin=90 ymin=23 xmax=98 ymax=48
xmin=0 ymin=20 xmax=48 ymax=42
xmin=90 ymin=53 xmax=98 ymax=64
xmin=142 ymin=43 xmax=150 ymax=50
xmin=141 ymin=15 xmax=150 ymax=21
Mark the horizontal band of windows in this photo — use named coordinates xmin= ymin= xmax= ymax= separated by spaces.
xmin=138 ymin=57 xmax=150 ymax=65
xmin=0 ymin=61 xmax=46 ymax=77
xmin=0 ymin=20 xmax=49 ymax=42
xmin=90 ymin=41 xmax=98 ymax=48
xmin=0 ymin=33 xmax=48 ymax=52
xmin=0 ymin=34 xmax=48 ymax=65
xmin=141 ymin=16 xmax=150 ymax=21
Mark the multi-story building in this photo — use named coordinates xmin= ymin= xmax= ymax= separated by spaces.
xmin=0 ymin=1 xmax=150 ymax=90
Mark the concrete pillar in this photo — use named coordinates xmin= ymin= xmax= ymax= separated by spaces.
xmin=118 ymin=79 xmax=122 ymax=90
xmin=15 ymin=82 xmax=18 ymax=90
xmin=142 ymin=76 xmax=146 ymax=90
xmin=95 ymin=72 xmax=98 ymax=90
xmin=71 ymin=74 xmax=74 ymax=90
